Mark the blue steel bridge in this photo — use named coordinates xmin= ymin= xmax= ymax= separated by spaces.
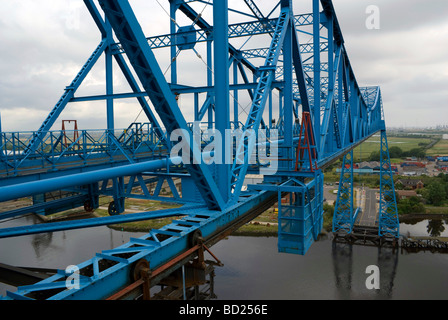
xmin=0 ymin=0 xmax=399 ymax=300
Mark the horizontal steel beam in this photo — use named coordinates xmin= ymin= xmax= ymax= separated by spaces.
xmin=69 ymin=81 xmax=285 ymax=102
xmin=0 ymin=204 xmax=206 ymax=239
xmin=0 ymin=157 xmax=177 ymax=203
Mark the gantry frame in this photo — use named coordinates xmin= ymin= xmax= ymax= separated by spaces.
xmin=0 ymin=0 xmax=393 ymax=300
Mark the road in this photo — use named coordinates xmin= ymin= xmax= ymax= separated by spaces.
xmin=355 ymin=187 xmax=378 ymax=227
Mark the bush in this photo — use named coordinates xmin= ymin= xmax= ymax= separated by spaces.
xmin=397 ymin=196 xmax=425 ymax=215
xmin=427 ymin=180 xmax=447 ymax=206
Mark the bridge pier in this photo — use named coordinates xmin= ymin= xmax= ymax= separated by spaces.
xmin=332 ymin=225 xmax=398 ymax=249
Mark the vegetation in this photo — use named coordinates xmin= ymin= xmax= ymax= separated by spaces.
xmin=352 ymin=135 xmax=434 ymax=162
xmin=323 ymin=203 xmax=335 ymax=232
xmin=396 ymin=196 xmax=425 ymax=215
xmin=368 ymin=146 xmax=426 ymax=162
xmin=426 ymin=139 xmax=448 ymax=156
xmin=94 ymin=197 xmax=181 ymax=232
xmin=417 ymin=174 xmax=448 ymax=207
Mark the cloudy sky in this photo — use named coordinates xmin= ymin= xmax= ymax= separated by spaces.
xmin=0 ymin=0 xmax=447 ymax=132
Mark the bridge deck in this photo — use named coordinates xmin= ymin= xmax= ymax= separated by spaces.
xmin=355 ymin=187 xmax=379 ymax=228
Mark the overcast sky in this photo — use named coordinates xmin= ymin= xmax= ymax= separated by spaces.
xmin=0 ymin=0 xmax=447 ymax=132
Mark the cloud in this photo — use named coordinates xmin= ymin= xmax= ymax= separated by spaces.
xmin=0 ymin=0 xmax=447 ymax=132
xmin=330 ymin=0 xmax=448 ymax=127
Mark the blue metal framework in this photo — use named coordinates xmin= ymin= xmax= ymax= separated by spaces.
xmin=378 ymin=129 xmax=400 ymax=238
xmin=333 ymin=91 xmax=399 ymax=238
xmin=0 ymin=0 xmax=397 ymax=300
xmin=277 ymin=171 xmax=324 ymax=255
xmin=332 ymin=149 xmax=355 ymax=234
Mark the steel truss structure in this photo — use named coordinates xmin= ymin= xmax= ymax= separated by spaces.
xmin=332 ymin=149 xmax=356 ymax=234
xmin=0 ymin=0 xmax=397 ymax=300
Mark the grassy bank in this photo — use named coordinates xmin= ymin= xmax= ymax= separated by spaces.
xmin=92 ymin=197 xmax=181 ymax=232
xmin=426 ymin=139 xmax=448 ymax=156
xmin=352 ymin=135 xmax=433 ymax=162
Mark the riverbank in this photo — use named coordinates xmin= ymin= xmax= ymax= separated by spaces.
xmin=34 ymin=199 xmax=334 ymax=236
xmin=399 ymin=212 xmax=448 ymax=222
xmin=34 ymin=197 xmax=447 ymax=237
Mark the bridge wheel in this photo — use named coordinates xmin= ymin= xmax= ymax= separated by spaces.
xmin=189 ymin=229 xmax=203 ymax=248
xmin=84 ymin=200 xmax=94 ymax=212
xmin=108 ymin=201 xmax=118 ymax=215
xmin=131 ymin=259 xmax=150 ymax=282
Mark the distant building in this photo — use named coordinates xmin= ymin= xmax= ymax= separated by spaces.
xmin=336 ymin=168 xmax=374 ymax=174
xmin=401 ymin=161 xmax=425 ymax=168
xmin=396 ymin=190 xmax=418 ymax=200
xmin=358 ymin=161 xmax=381 ymax=170
xmin=396 ymin=179 xmax=424 ymax=190
xmin=437 ymin=161 xmax=448 ymax=170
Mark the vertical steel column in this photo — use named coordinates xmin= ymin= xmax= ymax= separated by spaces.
xmin=332 ymin=149 xmax=354 ymax=234
xmin=170 ymin=0 xmax=178 ymax=85
xmin=98 ymin=0 xmax=224 ymax=210
xmin=268 ymin=91 xmax=272 ymax=129
xmin=337 ymin=53 xmax=343 ymax=143
xmin=379 ymin=129 xmax=400 ymax=238
xmin=326 ymin=14 xmax=335 ymax=154
xmin=213 ymin=0 xmax=230 ymax=202
xmin=206 ymin=38 xmax=213 ymax=129
xmin=282 ymin=0 xmax=293 ymax=168
xmin=327 ymin=14 xmax=334 ymax=96
xmin=313 ymin=0 xmax=321 ymax=155
xmin=105 ymin=18 xmax=114 ymax=131
xmin=194 ymin=92 xmax=199 ymax=121
xmin=278 ymin=91 xmax=283 ymax=129
xmin=233 ymin=60 xmax=239 ymax=128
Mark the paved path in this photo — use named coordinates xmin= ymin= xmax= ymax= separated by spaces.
xmin=355 ymin=188 xmax=378 ymax=227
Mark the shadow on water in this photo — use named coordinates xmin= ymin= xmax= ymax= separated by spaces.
xmin=1 ymin=215 xmax=448 ymax=299
xmin=400 ymin=217 xmax=448 ymax=238
xmin=332 ymin=240 xmax=398 ymax=299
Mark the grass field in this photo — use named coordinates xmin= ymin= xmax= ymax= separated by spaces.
xmin=353 ymin=135 xmax=433 ymax=161
xmin=426 ymin=139 xmax=448 ymax=156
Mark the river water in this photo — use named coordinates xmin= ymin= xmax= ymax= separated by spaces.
xmin=1 ymin=215 xmax=448 ymax=299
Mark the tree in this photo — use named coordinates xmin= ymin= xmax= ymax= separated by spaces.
xmin=427 ymin=219 xmax=445 ymax=237
xmin=403 ymin=148 xmax=425 ymax=159
xmin=396 ymin=196 xmax=425 ymax=215
xmin=427 ymin=180 xmax=447 ymax=206
xmin=323 ymin=203 xmax=334 ymax=217
xmin=369 ymin=151 xmax=380 ymax=161
xmin=388 ymin=146 xmax=403 ymax=159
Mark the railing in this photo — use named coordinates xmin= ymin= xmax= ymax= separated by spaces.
xmin=0 ymin=123 xmax=167 ymax=176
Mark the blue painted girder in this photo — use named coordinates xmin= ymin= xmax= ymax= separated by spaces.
xmin=0 ymin=204 xmax=206 ymax=239
xmin=21 ymin=40 xmax=107 ymax=159
xmin=332 ymin=149 xmax=355 ymax=233
xmin=2 ymin=190 xmax=276 ymax=300
xmin=98 ymin=0 xmax=225 ymax=211
xmin=229 ymin=6 xmax=291 ymax=203
xmin=379 ymin=129 xmax=400 ymax=238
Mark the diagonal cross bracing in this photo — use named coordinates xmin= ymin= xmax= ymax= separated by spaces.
xmin=229 ymin=6 xmax=291 ymax=203
xmin=98 ymin=0 xmax=224 ymax=211
xmin=22 ymin=40 xmax=108 ymax=159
